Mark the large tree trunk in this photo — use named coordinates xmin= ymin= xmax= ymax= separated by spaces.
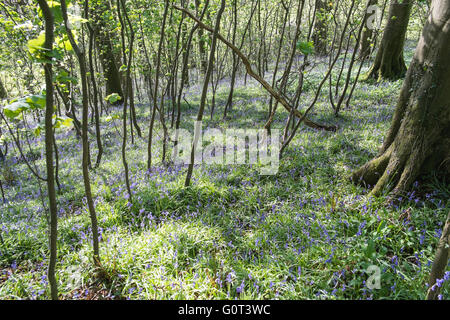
xmin=312 ymin=0 xmax=331 ymax=55
xmin=352 ymin=0 xmax=450 ymax=198
xmin=91 ymin=1 xmax=124 ymax=100
xmin=365 ymin=0 xmax=413 ymax=80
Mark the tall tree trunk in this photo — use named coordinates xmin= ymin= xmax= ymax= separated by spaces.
xmin=352 ymin=0 xmax=450 ymax=198
xmin=147 ymin=0 xmax=170 ymax=170
xmin=91 ymin=1 xmax=124 ymax=100
xmin=195 ymin=0 xmax=208 ymax=74
xmin=86 ymin=11 xmax=103 ymax=168
xmin=61 ymin=0 xmax=101 ymax=265
xmin=223 ymin=0 xmax=238 ymax=117
xmin=268 ymin=2 xmax=289 ymax=120
xmin=174 ymin=1 xmax=209 ymax=157
xmin=185 ymin=0 xmax=225 ymax=187
xmin=36 ymin=0 xmax=58 ymax=300
xmin=312 ymin=0 xmax=331 ymax=55
xmin=117 ymin=0 xmax=134 ymax=201
xmin=267 ymin=0 xmax=305 ymax=127
xmin=223 ymin=0 xmax=258 ymax=118
xmin=365 ymin=0 xmax=413 ymax=80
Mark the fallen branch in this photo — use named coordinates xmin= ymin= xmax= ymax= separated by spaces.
xmin=173 ymin=5 xmax=337 ymax=132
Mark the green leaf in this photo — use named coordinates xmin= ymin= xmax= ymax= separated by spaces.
xmin=68 ymin=14 xmax=88 ymax=28
xmin=56 ymin=70 xmax=78 ymax=84
xmin=56 ymin=35 xmax=73 ymax=51
xmin=119 ymin=64 xmax=128 ymax=72
xmin=2 ymin=93 xmax=46 ymax=119
xmin=2 ymin=100 xmax=30 ymax=119
xmin=34 ymin=124 xmax=44 ymax=137
xmin=25 ymin=94 xmax=46 ymax=110
xmin=59 ymin=116 xmax=73 ymax=128
xmin=365 ymin=239 xmax=376 ymax=258
xmin=53 ymin=115 xmax=73 ymax=129
xmin=105 ymin=93 xmax=122 ymax=104
xmin=297 ymin=41 xmax=315 ymax=55
xmin=27 ymin=33 xmax=46 ymax=56
xmin=27 ymin=33 xmax=61 ymax=63
xmin=105 ymin=114 xmax=121 ymax=122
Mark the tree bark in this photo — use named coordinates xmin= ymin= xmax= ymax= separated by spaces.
xmin=359 ymin=0 xmax=378 ymax=60
xmin=36 ymin=0 xmax=58 ymax=300
xmin=0 ymin=77 xmax=7 ymax=99
xmin=312 ymin=0 xmax=331 ymax=55
xmin=426 ymin=210 xmax=450 ymax=300
xmin=91 ymin=1 xmax=124 ymax=100
xmin=353 ymin=0 xmax=450 ymax=198
xmin=185 ymin=0 xmax=225 ymax=187
xmin=61 ymin=0 xmax=100 ymax=265
xmin=86 ymin=7 xmax=103 ymax=168
xmin=195 ymin=0 xmax=208 ymax=74
xmin=147 ymin=0 xmax=170 ymax=170
xmin=117 ymin=0 xmax=134 ymax=202
xmin=223 ymin=0 xmax=238 ymax=117
xmin=365 ymin=0 xmax=413 ymax=80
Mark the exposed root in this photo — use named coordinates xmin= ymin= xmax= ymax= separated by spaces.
xmin=352 ymin=146 xmax=392 ymax=188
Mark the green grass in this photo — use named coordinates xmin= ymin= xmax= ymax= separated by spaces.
xmin=0 ymin=39 xmax=449 ymax=300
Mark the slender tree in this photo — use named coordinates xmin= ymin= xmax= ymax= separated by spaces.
xmin=36 ymin=0 xmax=58 ymax=300
xmin=184 ymin=0 xmax=225 ymax=187
xmin=147 ymin=0 xmax=170 ymax=171
xmin=61 ymin=0 xmax=101 ymax=265
xmin=86 ymin=3 xmax=103 ymax=167
xmin=117 ymin=0 xmax=134 ymax=202
xmin=195 ymin=0 xmax=208 ymax=74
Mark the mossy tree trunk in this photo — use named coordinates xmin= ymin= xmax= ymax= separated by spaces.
xmin=426 ymin=210 xmax=450 ymax=300
xmin=365 ymin=0 xmax=413 ymax=80
xmin=353 ymin=0 xmax=450 ymax=198
xmin=312 ymin=0 xmax=331 ymax=55
xmin=91 ymin=1 xmax=124 ymax=100
xmin=36 ymin=0 xmax=58 ymax=300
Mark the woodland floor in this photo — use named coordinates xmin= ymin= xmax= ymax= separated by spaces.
xmin=0 ymin=40 xmax=449 ymax=300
